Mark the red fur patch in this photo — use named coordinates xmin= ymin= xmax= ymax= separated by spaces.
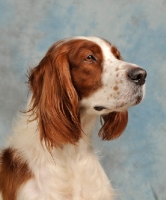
xmin=0 ymin=148 xmax=32 ymax=200
xmin=99 ymin=111 xmax=128 ymax=140
xmin=68 ymin=40 xmax=103 ymax=98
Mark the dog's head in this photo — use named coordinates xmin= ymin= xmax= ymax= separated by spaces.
xmin=28 ymin=36 xmax=146 ymax=148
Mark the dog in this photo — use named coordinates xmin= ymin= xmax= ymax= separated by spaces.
xmin=0 ymin=36 xmax=146 ymax=200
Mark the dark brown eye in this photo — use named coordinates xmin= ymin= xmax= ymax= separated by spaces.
xmin=84 ymin=55 xmax=96 ymax=62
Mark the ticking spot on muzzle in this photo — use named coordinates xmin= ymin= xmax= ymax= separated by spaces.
xmin=94 ymin=106 xmax=106 ymax=111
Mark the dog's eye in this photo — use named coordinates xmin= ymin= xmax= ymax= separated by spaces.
xmin=84 ymin=55 xmax=96 ymax=62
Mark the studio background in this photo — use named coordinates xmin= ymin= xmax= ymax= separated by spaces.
xmin=0 ymin=0 xmax=166 ymax=199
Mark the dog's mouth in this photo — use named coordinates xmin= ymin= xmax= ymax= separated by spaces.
xmin=94 ymin=106 xmax=106 ymax=111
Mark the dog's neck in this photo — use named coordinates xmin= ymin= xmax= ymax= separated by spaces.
xmin=8 ymin=106 xmax=98 ymax=165
xmin=80 ymin=110 xmax=97 ymax=137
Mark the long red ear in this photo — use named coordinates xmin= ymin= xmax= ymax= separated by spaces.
xmin=28 ymin=45 xmax=81 ymax=149
xmin=99 ymin=111 xmax=128 ymax=140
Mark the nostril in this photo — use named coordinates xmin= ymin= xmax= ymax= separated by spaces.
xmin=128 ymin=68 xmax=147 ymax=85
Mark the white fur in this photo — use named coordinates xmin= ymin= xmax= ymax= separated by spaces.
xmin=1 ymin=37 xmax=146 ymax=200
xmin=8 ymin=112 xmax=114 ymax=200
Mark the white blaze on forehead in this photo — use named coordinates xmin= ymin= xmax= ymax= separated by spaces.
xmin=87 ymin=36 xmax=116 ymax=61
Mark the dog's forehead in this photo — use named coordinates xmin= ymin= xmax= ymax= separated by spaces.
xmin=66 ymin=36 xmax=116 ymax=60
xmin=88 ymin=37 xmax=115 ymax=60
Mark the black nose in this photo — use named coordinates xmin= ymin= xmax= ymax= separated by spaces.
xmin=128 ymin=68 xmax=147 ymax=85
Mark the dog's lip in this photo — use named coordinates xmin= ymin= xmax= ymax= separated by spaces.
xmin=94 ymin=106 xmax=107 ymax=111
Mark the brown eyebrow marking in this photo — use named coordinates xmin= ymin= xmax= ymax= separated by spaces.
xmin=111 ymin=46 xmax=123 ymax=60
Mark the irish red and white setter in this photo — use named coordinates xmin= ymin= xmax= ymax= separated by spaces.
xmin=0 ymin=36 xmax=146 ymax=200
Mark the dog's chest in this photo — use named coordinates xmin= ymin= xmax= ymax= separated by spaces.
xmin=17 ymin=146 xmax=113 ymax=200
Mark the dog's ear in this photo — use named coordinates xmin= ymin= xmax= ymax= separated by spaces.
xmin=28 ymin=42 xmax=81 ymax=149
xmin=99 ymin=111 xmax=128 ymax=140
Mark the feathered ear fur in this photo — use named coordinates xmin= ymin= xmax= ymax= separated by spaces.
xmin=99 ymin=111 xmax=128 ymax=140
xmin=28 ymin=43 xmax=81 ymax=149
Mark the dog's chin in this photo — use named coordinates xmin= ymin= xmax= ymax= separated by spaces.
xmin=90 ymin=93 xmax=144 ymax=114
xmin=132 ymin=95 xmax=144 ymax=106
xmin=112 ymin=95 xmax=144 ymax=112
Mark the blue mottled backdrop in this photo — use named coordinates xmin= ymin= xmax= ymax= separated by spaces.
xmin=0 ymin=0 xmax=166 ymax=199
